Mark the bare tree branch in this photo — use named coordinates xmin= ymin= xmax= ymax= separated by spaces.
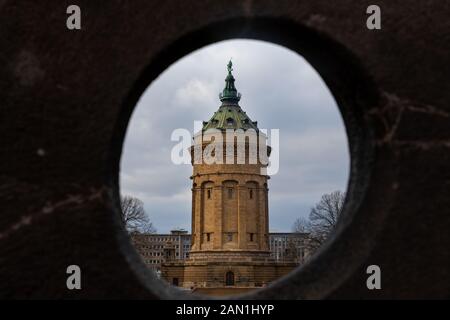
xmin=292 ymin=190 xmax=345 ymax=253
xmin=120 ymin=195 xmax=156 ymax=234
xmin=292 ymin=216 xmax=311 ymax=234
xmin=309 ymin=190 xmax=345 ymax=245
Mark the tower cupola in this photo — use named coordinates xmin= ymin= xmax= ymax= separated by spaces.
xmin=219 ymin=60 xmax=241 ymax=104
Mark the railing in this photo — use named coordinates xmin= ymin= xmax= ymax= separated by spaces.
xmin=219 ymin=92 xmax=241 ymax=100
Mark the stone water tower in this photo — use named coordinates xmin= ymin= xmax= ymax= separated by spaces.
xmin=190 ymin=59 xmax=270 ymax=255
xmin=162 ymin=61 xmax=296 ymax=295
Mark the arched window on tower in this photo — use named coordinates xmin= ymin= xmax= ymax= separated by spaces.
xmin=228 ymin=188 xmax=233 ymax=199
xmin=225 ymin=271 xmax=235 ymax=286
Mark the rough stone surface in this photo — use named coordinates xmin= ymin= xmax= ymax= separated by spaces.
xmin=0 ymin=1 xmax=449 ymax=299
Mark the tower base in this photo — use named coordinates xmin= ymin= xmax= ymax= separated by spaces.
xmin=161 ymin=251 xmax=298 ymax=296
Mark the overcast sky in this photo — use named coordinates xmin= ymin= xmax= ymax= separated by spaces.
xmin=120 ymin=39 xmax=349 ymax=233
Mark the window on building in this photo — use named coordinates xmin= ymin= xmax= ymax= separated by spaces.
xmin=207 ymin=188 xmax=211 ymax=199
xmin=227 ymin=233 xmax=233 ymax=242
xmin=225 ymin=271 xmax=234 ymax=286
xmin=249 ymin=189 xmax=253 ymax=199
xmin=228 ymin=188 xmax=233 ymax=199
xmin=206 ymin=233 xmax=211 ymax=242
xmin=249 ymin=233 xmax=254 ymax=242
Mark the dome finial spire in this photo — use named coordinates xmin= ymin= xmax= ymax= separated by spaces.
xmin=227 ymin=59 xmax=233 ymax=74
xmin=220 ymin=59 xmax=241 ymax=103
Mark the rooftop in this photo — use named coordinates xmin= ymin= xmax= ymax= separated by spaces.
xmin=202 ymin=60 xmax=259 ymax=132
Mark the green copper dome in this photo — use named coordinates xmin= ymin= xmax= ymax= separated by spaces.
xmin=202 ymin=60 xmax=259 ymax=132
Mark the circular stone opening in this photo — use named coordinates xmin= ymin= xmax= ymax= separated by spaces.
xmin=121 ymin=39 xmax=349 ymax=297
xmin=112 ymin=18 xmax=377 ymax=300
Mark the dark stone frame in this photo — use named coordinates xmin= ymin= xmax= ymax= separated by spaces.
xmin=110 ymin=17 xmax=377 ymax=300
xmin=1 ymin=1 xmax=449 ymax=299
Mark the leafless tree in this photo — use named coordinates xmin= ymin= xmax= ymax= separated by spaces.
xmin=292 ymin=190 xmax=345 ymax=251
xmin=120 ymin=195 xmax=156 ymax=234
xmin=290 ymin=217 xmax=313 ymax=262
xmin=292 ymin=216 xmax=312 ymax=234
xmin=309 ymin=190 xmax=345 ymax=243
